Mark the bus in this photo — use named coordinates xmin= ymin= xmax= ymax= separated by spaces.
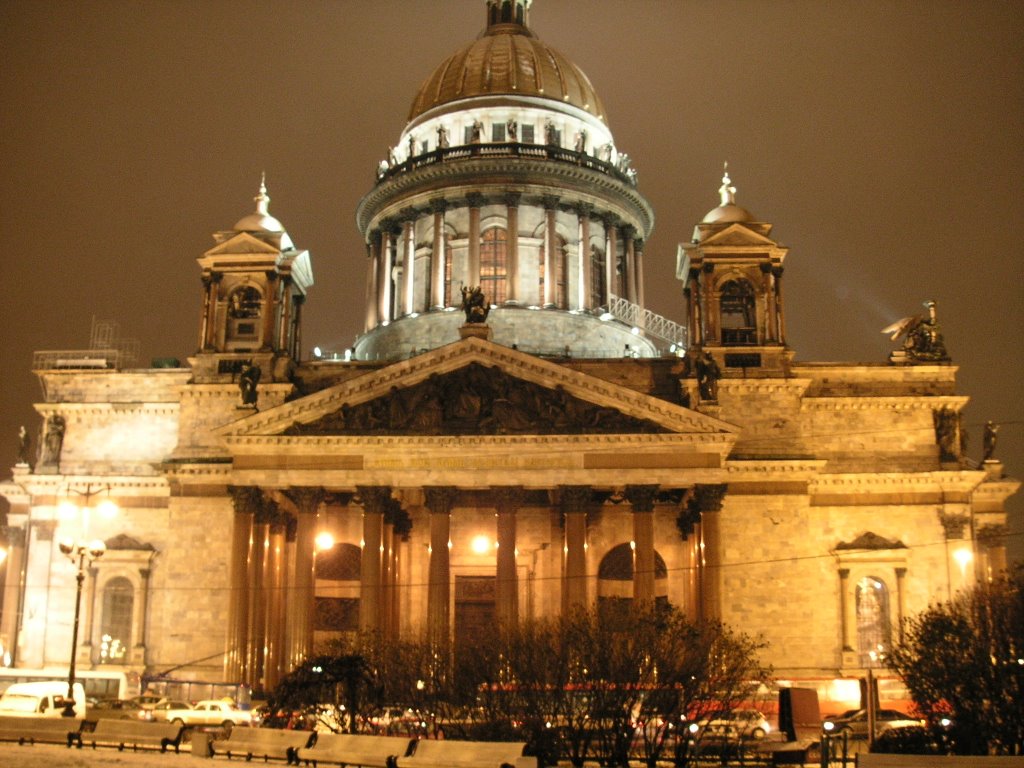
xmin=0 ymin=667 xmax=135 ymax=701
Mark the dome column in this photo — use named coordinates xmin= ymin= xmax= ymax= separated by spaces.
xmin=377 ymin=223 xmax=397 ymax=325
xmin=504 ymin=193 xmax=521 ymax=304
xmin=604 ymin=216 xmax=619 ymax=301
xmin=623 ymin=225 xmax=637 ymax=305
xmin=542 ymin=196 xmax=560 ymax=307
xmin=467 ymin=193 xmax=484 ymax=288
xmin=401 ymin=214 xmax=416 ymax=317
xmin=425 ymin=487 xmax=456 ymax=648
xmin=430 ymin=199 xmax=448 ymax=309
xmin=366 ymin=239 xmax=380 ymax=331
xmin=575 ymin=204 xmax=594 ymax=310
xmin=634 ymin=238 xmax=646 ymax=310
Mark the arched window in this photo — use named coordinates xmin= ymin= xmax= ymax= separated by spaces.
xmin=856 ymin=575 xmax=892 ymax=666
xmin=480 ymin=227 xmax=507 ymax=305
xmin=100 ymin=577 xmax=133 ymax=664
xmin=591 ymin=246 xmax=606 ymax=307
xmin=227 ymin=286 xmax=262 ymax=342
xmin=719 ymin=279 xmax=757 ymax=345
xmin=596 ymin=543 xmax=669 ymax=629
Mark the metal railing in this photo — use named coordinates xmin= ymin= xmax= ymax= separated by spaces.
xmin=607 ymin=294 xmax=687 ymax=348
xmin=33 ymin=349 xmax=121 ymax=370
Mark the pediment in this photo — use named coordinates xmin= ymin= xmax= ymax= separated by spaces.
xmin=204 ymin=231 xmax=283 ymax=257
xmin=700 ymin=222 xmax=779 ymax=248
xmin=220 ymin=336 xmax=736 ymax=439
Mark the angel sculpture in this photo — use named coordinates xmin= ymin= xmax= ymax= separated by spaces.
xmin=460 ymin=286 xmax=490 ymax=324
xmin=881 ymin=299 xmax=949 ymax=363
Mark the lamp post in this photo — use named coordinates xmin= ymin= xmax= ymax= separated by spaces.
xmin=56 ymin=483 xmax=116 ymax=718
xmin=58 ymin=539 xmax=105 ymax=717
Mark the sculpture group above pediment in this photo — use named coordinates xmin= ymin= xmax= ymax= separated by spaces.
xmin=284 ymin=362 xmax=668 ymax=437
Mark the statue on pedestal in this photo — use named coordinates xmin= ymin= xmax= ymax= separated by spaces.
xmin=239 ymin=361 xmax=261 ymax=407
xmin=460 ymin=286 xmax=490 ymax=324
xmin=882 ymin=299 xmax=950 ymax=363
xmin=982 ymin=420 xmax=999 ymax=462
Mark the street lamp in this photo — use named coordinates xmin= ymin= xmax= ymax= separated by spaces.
xmin=56 ymin=483 xmax=116 ymax=718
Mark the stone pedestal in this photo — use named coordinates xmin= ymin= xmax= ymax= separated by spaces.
xmin=459 ymin=323 xmax=492 ymax=341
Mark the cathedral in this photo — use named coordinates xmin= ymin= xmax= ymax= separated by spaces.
xmin=1 ymin=0 xmax=1018 ymax=712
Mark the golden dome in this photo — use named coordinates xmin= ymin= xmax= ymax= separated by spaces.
xmin=407 ymin=19 xmax=606 ymax=124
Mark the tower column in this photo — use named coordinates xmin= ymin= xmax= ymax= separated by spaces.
xmin=505 ymin=193 xmax=521 ymax=304
xmin=494 ymin=486 xmax=524 ymax=626
xmin=560 ymin=486 xmax=591 ymax=613
xmin=424 ymin=487 xmax=456 ymax=648
xmin=358 ymin=486 xmax=391 ymax=634
xmin=626 ymin=485 xmax=659 ymax=605
xmin=260 ymin=273 xmax=279 ymax=351
xmin=402 ymin=217 xmax=416 ymax=316
xmin=467 ymin=194 xmax=484 ymax=287
xmin=773 ymin=267 xmax=786 ymax=345
xmin=694 ymin=484 xmax=727 ymax=621
xmin=430 ymin=199 xmax=448 ymax=309
xmin=542 ymin=196 xmax=559 ymax=306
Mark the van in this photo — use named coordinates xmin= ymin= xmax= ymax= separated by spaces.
xmin=0 ymin=680 xmax=86 ymax=717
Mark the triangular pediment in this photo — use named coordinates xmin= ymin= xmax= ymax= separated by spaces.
xmin=204 ymin=231 xmax=284 ymax=257
xmin=700 ymin=222 xmax=779 ymax=248
xmin=219 ymin=336 xmax=737 ymax=439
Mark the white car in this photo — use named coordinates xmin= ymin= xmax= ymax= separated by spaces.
xmin=165 ymin=699 xmax=252 ymax=732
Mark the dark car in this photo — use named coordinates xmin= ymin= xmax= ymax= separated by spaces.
xmin=870 ymin=724 xmax=946 ymax=755
xmin=823 ymin=708 xmax=920 ymax=738
xmin=90 ymin=698 xmax=153 ymax=721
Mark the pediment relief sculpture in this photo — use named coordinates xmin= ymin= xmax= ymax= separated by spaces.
xmin=284 ymin=362 xmax=668 ymax=437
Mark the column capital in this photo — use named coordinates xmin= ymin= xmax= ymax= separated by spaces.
xmin=356 ymin=486 xmax=393 ymax=514
xmin=503 ymin=192 xmax=523 ymax=208
xmin=424 ymin=486 xmax=458 ymax=515
xmin=559 ymin=485 xmax=592 ymax=514
xmin=492 ymin=486 xmax=526 ymax=513
xmin=1 ymin=526 xmax=25 ymax=547
xmin=977 ymin=523 xmax=1008 ymax=546
xmin=625 ymin=484 xmax=659 ymax=512
xmin=693 ymin=483 xmax=727 ymax=513
xmin=398 ymin=206 xmax=419 ymax=224
xmin=937 ymin=510 xmax=969 ymax=539
xmin=228 ymin=485 xmax=264 ymax=516
xmin=633 ymin=237 xmax=644 ymax=251
xmin=429 ymin=198 xmax=449 ymax=214
xmin=838 ymin=567 xmax=850 ymax=578
xmin=541 ymin=194 xmax=561 ymax=211
xmin=602 ymin=213 xmax=621 ymax=229
xmin=283 ymin=487 xmax=326 ymax=515
xmin=621 ymin=224 xmax=637 ymax=240
xmin=466 ymin=192 xmax=486 ymax=209
xmin=573 ymin=201 xmax=594 ymax=218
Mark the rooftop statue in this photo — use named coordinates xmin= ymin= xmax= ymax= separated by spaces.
xmin=881 ymin=299 xmax=950 ymax=363
xmin=239 ymin=361 xmax=261 ymax=407
xmin=461 ymin=286 xmax=490 ymax=324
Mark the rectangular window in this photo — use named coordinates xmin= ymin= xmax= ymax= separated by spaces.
xmin=492 ymin=123 xmax=505 ymax=142
xmin=421 ymin=140 xmax=429 ymax=154
xmin=521 ymin=124 xmax=535 ymax=143
xmin=464 ymin=125 xmax=475 ymax=144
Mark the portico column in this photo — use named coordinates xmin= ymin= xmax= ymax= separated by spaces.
xmin=226 ymin=486 xmax=259 ymax=683
xmin=264 ymin=512 xmax=287 ymax=689
xmin=542 ymin=196 xmax=559 ymax=306
xmin=623 ymin=225 xmax=637 ymax=305
xmin=938 ymin=510 xmax=972 ymax=598
xmin=0 ymin=526 xmax=25 ymax=661
xmin=894 ymin=567 xmax=907 ymax=642
xmin=430 ymin=199 xmax=448 ymax=309
xmin=675 ymin=498 xmax=701 ymax=622
xmin=366 ymin=239 xmax=380 ymax=331
xmin=494 ymin=486 xmax=524 ymax=626
xmin=247 ymin=505 xmax=271 ymax=687
xmin=505 ymin=193 xmax=521 ymax=304
xmin=694 ymin=484 xmax=727 ymax=621
xmin=283 ymin=487 xmax=324 ymax=670
xmin=560 ymin=486 xmax=591 ymax=614
xmin=467 ymin=194 xmax=484 ymax=287
xmin=402 ymin=217 xmax=416 ymax=316
xmin=424 ymin=487 xmax=457 ymax=648
xmin=358 ymin=487 xmax=391 ymax=634
xmin=626 ymin=485 xmax=659 ymax=605
xmin=576 ymin=204 xmax=593 ymax=310
xmin=978 ymin=525 xmax=1008 ymax=581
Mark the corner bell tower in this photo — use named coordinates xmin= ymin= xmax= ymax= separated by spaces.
xmin=678 ymin=168 xmax=792 ymax=375
xmin=193 ymin=178 xmax=313 ymax=382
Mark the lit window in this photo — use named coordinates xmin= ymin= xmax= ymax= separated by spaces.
xmin=480 ymin=227 xmax=508 ymax=305
xmin=855 ymin=576 xmax=892 ymax=667
xmin=100 ymin=577 xmax=133 ymax=664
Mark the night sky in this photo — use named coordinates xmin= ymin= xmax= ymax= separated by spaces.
xmin=1 ymin=0 xmax=1021 ymax=561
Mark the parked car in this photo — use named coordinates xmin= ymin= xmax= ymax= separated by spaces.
xmin=870 ymin=724 xmax=946 ymax=754
xmin=149 ymin=699 xmax=193 ymax=723
xmin=164 ymin=699 xmax=252 ymax=733
xmin=131 ymin=693 xmax=164 ymax=709
xmin=698 ymin=709 xmax=772 ymax=740
xmin=90 ymin=698 xmax=153 ymax=721
xmin=822 ymin=708 xmax=921 ymax=738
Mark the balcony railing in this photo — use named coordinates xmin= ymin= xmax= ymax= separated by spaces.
xmin=377 ymin=142 xmax=637 ymax=187
xmin=33 ymin=349 xmax=121 ymax=370
xmin=606 ymin=295 xmax=687 ymax=348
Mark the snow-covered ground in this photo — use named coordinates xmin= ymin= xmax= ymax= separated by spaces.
xmin=0 ymin=741 xmax=213 ymax=767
